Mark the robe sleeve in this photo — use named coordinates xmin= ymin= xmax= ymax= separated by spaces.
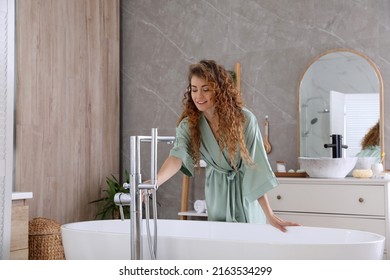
xmin=241 ymin=109 xmax=278 ymax=201
xmin=169 ymin=118 xmax=195 ymax=177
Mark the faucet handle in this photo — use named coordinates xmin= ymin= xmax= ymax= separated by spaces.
xmin=114 ymin=192 xmax=131 ymax=206
xmin=118 ymin=205 xmax=125 ymax=221
xmin=324 ymin=143 xmax=335 ymax=148
xmin=138 ymin=182 xmax=157 ymax=190
xmin=123 ymin=182 xmax=131 ymax=189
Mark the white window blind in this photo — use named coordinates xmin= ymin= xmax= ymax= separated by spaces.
xmin=345 ymin=93 xmax=380 ymax=157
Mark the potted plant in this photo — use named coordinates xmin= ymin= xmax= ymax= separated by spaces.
xmin=90 ymin=170 xmax=130 ymax=219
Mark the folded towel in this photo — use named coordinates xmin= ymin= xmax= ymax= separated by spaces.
xmin=194 ymin=200 xmax=207 ymax=213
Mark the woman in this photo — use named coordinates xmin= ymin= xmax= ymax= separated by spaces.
xmin=155 ymin=60 xmax=299 ymax=232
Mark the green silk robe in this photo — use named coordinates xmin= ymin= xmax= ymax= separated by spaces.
xmin=356 ymin=145 xmax=381 ymax=163
xmin=169 ymin=108 xmax=278 ymax=223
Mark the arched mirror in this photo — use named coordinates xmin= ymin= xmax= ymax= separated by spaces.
xmin=298 ymin=48 xmax=384 ymax=164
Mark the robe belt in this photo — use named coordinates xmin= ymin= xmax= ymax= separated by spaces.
xmin=227 ymin=170 xmax=236 ymax=180
xmin=214 ymin=169 xmax=238 ymax=222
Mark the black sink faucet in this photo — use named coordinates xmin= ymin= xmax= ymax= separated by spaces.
xmin=324 ymin=134 xmax=348 ymax=158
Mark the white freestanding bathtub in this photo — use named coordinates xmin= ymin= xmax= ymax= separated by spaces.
xmin=61 ymin=219 xmax=385 ymax=260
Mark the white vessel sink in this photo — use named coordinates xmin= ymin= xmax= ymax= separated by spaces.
xmin=299 ymin=157 xmax=358 ymax=179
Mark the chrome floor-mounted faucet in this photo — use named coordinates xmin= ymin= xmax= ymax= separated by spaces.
xmin=114 ymin=128 xmax=175 ymax=260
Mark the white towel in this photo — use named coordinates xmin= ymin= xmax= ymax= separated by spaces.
xmin=194 ymin=200 xmax=207 ymax=213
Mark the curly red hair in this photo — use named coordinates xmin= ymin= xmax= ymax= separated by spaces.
xmin=361 ymin=121 xmax=380 ymax=149
xmin=177 ymin=60 xmax=253 ymax=169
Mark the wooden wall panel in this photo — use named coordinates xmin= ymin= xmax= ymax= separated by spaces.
xmin=15 ymin=0 xmax=120 ymax=224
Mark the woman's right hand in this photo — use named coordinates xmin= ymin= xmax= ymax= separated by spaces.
xmin=140 ymin=180 xmax=155 ymax=203
xmin=141 ymin=156 xmax=182 ymax=203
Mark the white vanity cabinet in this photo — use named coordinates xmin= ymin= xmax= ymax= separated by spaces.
xmin=267 ymin=178 xmax=389 ymax=259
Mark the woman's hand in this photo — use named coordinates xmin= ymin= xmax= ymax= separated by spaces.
xmin=267 ymin=213 xmax=301 ymax=232
xmin=141 ymin=156 xmax=182 ymax=203
xmin=140 ymin=180 xmax=157 ymax=203
xmin=258 ymin=194 xmax=301 ymax=232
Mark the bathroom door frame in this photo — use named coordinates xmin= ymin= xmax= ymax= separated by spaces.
xmin=0 ymin=0 xmax=15 ymax=260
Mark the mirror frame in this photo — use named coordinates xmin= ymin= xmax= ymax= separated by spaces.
xmin=297 ymin=48 xmax=384 ymax=166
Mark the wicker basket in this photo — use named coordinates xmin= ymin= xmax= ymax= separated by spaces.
xmin=29 ymin=217 xmax=65 ymax=260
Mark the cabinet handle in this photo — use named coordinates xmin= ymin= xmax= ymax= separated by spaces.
xmin=276 ymin=195 xmax=282 ymax=200
xmin=358 ymin=197 xmax=364 ymax=203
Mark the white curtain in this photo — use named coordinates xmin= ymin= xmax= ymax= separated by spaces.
xmin=0 ymin=0 xmax=14 ymax=260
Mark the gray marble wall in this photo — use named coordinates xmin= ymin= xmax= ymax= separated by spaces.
xmin=121 ymin=0 xmax=390 ymax=219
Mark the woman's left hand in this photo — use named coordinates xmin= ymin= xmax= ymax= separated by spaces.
xmin=267 ymin=213 xmax=301 ymax=232
xmin=258 ymin=194 xmax=301 ymax=232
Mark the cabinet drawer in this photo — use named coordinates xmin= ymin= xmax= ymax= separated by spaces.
xmin=268 ymin=184 xmax=385 ymax=216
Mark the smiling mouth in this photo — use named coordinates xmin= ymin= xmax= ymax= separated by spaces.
xmin=196 ymin=101 xmax=207 ymax=104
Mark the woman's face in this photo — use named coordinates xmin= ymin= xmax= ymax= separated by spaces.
xmin=190 ymin=75 xmax=216 ymax=114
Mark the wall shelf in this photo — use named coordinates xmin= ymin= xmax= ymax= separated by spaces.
xmin=178 ymin=211 xmax=207 ymax=217
xmin=179 ymin=160 xmax=207 ymax=220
